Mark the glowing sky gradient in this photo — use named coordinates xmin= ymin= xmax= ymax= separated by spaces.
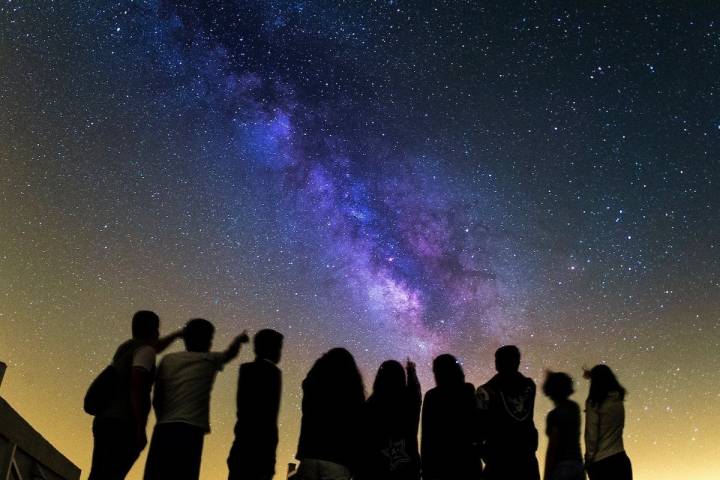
xmin=1 ymin=2 xmax=719 ymax=479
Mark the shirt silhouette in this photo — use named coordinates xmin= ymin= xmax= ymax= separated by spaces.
xmin=228 ymin=328 xmax=283 ymax=480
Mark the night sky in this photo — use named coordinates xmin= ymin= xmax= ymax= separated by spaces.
xmin=1 ymin=1 xmax=719 ymax=479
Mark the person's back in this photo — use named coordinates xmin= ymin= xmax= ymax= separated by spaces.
xmin=295 ymin=348 xmax=365 ymax=480
xmin=421 ymin=354 xmax=481 ymax=480
xmin=152 ymin=350 xmax=228 ymax=429
xmin=144 ymin=319 xmax=248 ymax=480
xmin=99 ymin=337 xmax=152 ymax=420
xmin=584 ymin=364 xmax=632 ymax=480
xmin=88 ymin=311 xmax=182 ymax=480
xmin=542 ymin=371 xmax=583 ymax=480
xmin=547 ymin=401 xmax=583 ymax=466
xmin=228 ymin=329 xmax=284 ymax=480
xmin=358 ymin=359 xmax=421 ymax=480
xmin=477 ymin=346 xmax=539 ymax=480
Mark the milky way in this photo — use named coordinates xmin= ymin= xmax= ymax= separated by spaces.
xmin=124 ymin=0 xmax=528 ymax=355
xmin=2 ymin=2 xmax=719 ymax=479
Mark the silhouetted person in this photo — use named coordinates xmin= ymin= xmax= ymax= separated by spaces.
xmin=295 ymin=347 xmax=365 ymax=480
xmin=542 ymin=372 xmax=583 ymax=480
xmin=144 ymin=319 xmax=249 ymax=480
xmin=421 ymin=354 xmax=481 ymax=480
xmin=357 ymin=358 xmax=421 ymax=480
xmin=227 ymin=328 xmax=284 ymax=480
xmin=476 ymin=345 xmax=540 ymax=480
xmin=583 ymin=365 xmax=632 ymax=480
xmin=88 ymin=310 xmax=182 ymax=480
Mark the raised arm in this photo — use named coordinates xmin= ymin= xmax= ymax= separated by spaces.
xmin=406 ymin=358 xmax=422 ymax=432
xmin=153 ymin=328 xmax=184 ymax=354
xmin=221 ymin=330 xmax=250 ymax=364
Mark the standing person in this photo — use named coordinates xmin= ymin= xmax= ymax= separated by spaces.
xmin=295 ymin=347 xmax=365 ymax=480
xmin=583 ymin=365 xmax=632 ymax=480
xmin=476 ymin=345 xmax=540 ymax=480
xmin=227 ymin=328 xmax=285 ymax=480
xmin=542 ymin=372 xmax=584 ymax=480
xmin=144 ymin=319 xmax=249 ymax=480
xmin=357 ymin=358 xmax=421 ymax=480
xmin=421 ymin=354 xmax=481 ymax=480
xmin=88 ymin=310 xmax=182 ymax=480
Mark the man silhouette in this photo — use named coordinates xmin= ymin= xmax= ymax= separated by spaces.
xmin=476 ymin=345 xmax=540 ymax=480
xmin=144 ymin=319 xmax=249 ymax=480
xmin=88 ymin=310 xmax=182 ymax=480
xmin=227 ymin=329 xmax=284 ymax=480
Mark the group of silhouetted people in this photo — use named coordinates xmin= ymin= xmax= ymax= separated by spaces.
xmin=85 ymin=311 xmax=632 ymax=480
xmin=85 ymin=311 xmax=283 ymax=480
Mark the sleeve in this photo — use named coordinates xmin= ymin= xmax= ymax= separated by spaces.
xmin=476 ymin=385 xmax=491 ymax=411
xmin=584 ymin=401 xmax=600 ymax=463
xmin=207 ymin=352 xmax=227 ymax=371
xmin=132 ymin=345 xmax=156 ymax=372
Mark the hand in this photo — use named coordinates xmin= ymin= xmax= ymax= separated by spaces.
xmin=237 ymin=330 xmax=250 ymax=344
xmin=406 ymin=357 xmax=416 ymax=371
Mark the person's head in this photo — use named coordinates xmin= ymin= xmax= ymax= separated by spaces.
xmin=305 ymin=347 xmax=365 ymax=402
xmin=183 ymin=318 xmax=215 ymax=352
xmin=373 ymin=360 xmax=406 ymax=398
xmin=586 ymin=364 xmax=626 ymax=407
xmin=495 ymin=345 xmax=521 ymax=374
xmin=542 ymin=371 xmax=574 ymax=403
xmin=131 ymin=310 xmax=160 ymax=342
xmin=432 ymin=354 xmax=465 ymax=388
xmin=254 ymin=329 xmax=284 ymax=364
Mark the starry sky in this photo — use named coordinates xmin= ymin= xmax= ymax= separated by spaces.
xmin=1 ymin=1 xmax=719 ymax=479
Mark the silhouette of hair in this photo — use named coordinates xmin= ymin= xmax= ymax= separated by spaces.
xmin=305 ymin=347 xmax=365 ymax=401
xmin=132 ymin=310 xmax=159 ymax=339
xmin=372 ymin=360 xmax=406 ymax=398
xmin=254 ymin=328 xmax=284 ymax=361
xmin=495 ymin=345 xmax=521 ymax=373
xmin=183 ymin=318 xmax=215 ymax=352
xmin=432 ymin=354 xmax=465 ymax=388
xmin=587 ymin=364 xmax=626 ymax=407
xmin=542 ymin=371 xmax=574 ymax=402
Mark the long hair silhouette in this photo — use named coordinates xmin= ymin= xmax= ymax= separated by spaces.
xmin=586 ymin=364 xmax=626 ymax=407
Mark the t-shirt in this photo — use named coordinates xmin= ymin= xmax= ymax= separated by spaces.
xmin=99 ymin=339 xmax=157 ymax=420
xmin=546 ymin=400 xmax=582 ymax=463
xmin=153 ymin=351 xmax=226 ymax=432
xmin=133 ymin=345 xmax=156 ymax=372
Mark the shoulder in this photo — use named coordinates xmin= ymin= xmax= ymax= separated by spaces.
xmin=603 ymin=392 xmax=625 ymax=411
xmin=132 ymin=344 xmax=156 ymax=371
xmin=424 ymin=387 xmax=439 ymax=401
xmin=204 ymin=351 xmax=228 ymax=368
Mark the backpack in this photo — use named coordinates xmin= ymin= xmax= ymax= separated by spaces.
xmin=83 ymin=365 xmax=118 ymax=415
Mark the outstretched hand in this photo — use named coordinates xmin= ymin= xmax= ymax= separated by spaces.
xmin=406 ymin=357 xmax=416 ymax=371
xmin=237 ymin=330 xmax=250 ymax=344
